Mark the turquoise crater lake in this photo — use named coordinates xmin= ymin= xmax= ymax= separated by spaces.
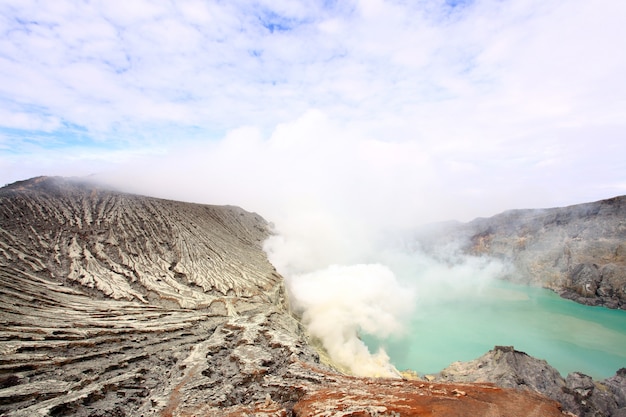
xmin=363 ymin=280 xmax=626 ymax=379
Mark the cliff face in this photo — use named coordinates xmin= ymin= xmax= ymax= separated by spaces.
xmin=0 ymin=177 xmax=566 ymax=416
xmin=416 ymin=196 xmax=626 ymax=309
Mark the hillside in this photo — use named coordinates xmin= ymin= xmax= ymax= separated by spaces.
xmin=0 ymin=176 xmax=620 ymax=416
xmin=415 ymin=196 xmax=626 ymax=309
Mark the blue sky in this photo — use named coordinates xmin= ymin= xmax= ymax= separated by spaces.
xmin=1 ymin=0 xmax=626 ymax=224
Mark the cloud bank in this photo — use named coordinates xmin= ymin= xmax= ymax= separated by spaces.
xmin=2 ymin=0 xmax=626 ymax=212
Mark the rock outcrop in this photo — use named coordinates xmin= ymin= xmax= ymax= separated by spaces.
xmin=436 ymin=346 xmax=626 ymax=417
xmin=0 ymin=177 xmax=567 ymax=416
xmin=415 ymin=196 xmax=626 ymax=309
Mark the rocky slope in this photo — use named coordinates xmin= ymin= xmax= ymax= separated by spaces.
xmin=415 ymin=196 xmax=626 ymax=309
xmin=0 ymin=176 xmax=568 ymax=416
xmin=1 ymin=176 xmax=282 ymax=310
xmin=436 ymin=346 xmax=626 ymax=417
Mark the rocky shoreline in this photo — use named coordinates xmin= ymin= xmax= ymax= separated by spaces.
xmin=1 ymin=176 xmax=624 ymax=416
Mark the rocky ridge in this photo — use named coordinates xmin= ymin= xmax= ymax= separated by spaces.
xmin=1 ymin=176 xmax=282 ymax=310
xmin=414 ymin=196 xmax=626 ymax=309
xmin=0 ymin=176 xmax=616 ymax=416
xmin=435 ymin=346 xmax=626 ymax=417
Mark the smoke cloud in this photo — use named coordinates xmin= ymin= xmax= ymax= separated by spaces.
xmin=263 ymin=205 xmax=508 ymax=377
xmin=286 ymin=264 xmax=411 ymax=377
xmin=263 ymin=208 xmax=416 ymax=377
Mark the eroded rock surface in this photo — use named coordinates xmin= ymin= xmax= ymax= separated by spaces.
xmin=415 ymin=196 xmax=626 ymax=309
xmin=0 ymin=177 xmax=571 ymax=416
xmin=436 ymin=346 xmax=626 ymax=417
xmin=0 ymin=176 xmax=296 ymax=415
xmin=0 ymin=176 xmax=282 ymax=309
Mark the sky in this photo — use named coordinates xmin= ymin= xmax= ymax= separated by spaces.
xmin=1 ymin=0 xmax=626 ymax=225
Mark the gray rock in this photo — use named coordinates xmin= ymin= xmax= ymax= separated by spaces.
xmin=605 ymin=369 xmax=626 ymax=409
xmin=436 ymin=346 xmax=626 ymax=417
xmin=569 ymin=263 xmax=601 ymax=297
xmin=414 ymin=195 xmax=626 ymax=309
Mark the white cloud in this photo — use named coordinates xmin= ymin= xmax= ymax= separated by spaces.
xmin=0 ymin=108 xmax=61 ymax=132
xmin=0 ymin=0 xmax=625 ymax=221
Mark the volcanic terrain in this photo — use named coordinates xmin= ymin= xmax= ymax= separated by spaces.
xmin=0 ymin=176 xmax=624 ymax=416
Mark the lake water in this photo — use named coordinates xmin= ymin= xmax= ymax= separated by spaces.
xmin=362 ymin=280 xmax=626 ymax=379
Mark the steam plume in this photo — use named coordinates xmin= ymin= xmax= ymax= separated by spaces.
xmin=98 ymin=111 xmax=513 ymax=377
xmin=264 ymin=211 xmax=508 ymax=377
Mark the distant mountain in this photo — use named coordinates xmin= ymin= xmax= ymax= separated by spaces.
xmin=415 ymin=195 xmax=626 ymax=309
xmin=0 ymin=176 xmax=618 ymax=416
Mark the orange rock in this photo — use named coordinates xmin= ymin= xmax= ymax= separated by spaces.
xmin=292 ymin=377 xmax=563 ymax=417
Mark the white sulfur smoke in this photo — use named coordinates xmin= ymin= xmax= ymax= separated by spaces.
xmin=264 ymin=211 xmax=416 ymax=378
xmin=263 ymin=210 xmax=510 ymax=377
xmin=288 ymin=264 xmax=413 ymax=377
xmin=378 ymin=245 xmax=510 ymax=305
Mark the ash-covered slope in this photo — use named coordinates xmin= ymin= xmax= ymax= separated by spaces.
xmin=0 ymin=177 xmax=566 ymax=416
xmin=416 ymin=196 xmax=626 ymax=309
xmin=1 ymin=176 xmax=282 ymax=309
xmin=0 ymin=176 xmax=316 ymax=416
